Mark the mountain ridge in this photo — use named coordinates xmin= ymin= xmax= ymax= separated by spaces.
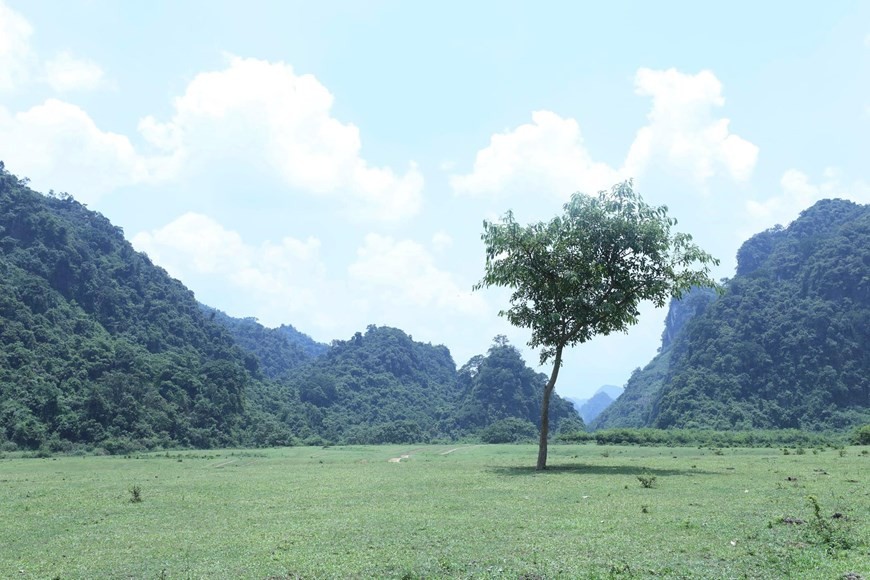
xmin=594 ymin=198 xmax=870 ymax=431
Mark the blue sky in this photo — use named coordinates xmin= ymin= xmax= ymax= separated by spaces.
xmin=2 ymin=0 xmax=868 ymax=399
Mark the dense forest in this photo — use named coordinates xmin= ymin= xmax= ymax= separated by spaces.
xmin=594 ymin=199 xmax=870 ymax=431
xmin=0 ymin=164 xmax=581 ymax=451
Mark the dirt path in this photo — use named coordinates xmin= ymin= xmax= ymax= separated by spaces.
xmin=386 ymin=446 xmax=430 ymax=463
xmin=388 ymin=445 xmax=482 ymax=462
xmin=439 ymin=445 xmax=481 ymax=455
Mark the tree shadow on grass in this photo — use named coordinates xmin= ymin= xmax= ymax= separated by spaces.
xmin=488 ymin=463 xmax=714 ymax=477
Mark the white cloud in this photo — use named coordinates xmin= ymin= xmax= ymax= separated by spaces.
xmin=140 ymin=55 xmax=423 ymax=221
xmin=431 ymin=231 xmax=453 ymax=252
xmin=746 ymin=167 xmax=870 ymax=228
xmin=349 ymin=233 xmax=486 ymax=315
xmin=1 ymin=54 xmax=421 ymax=217
xmin=0 ymin=0 xmax=34 ymax=91
xmin=132 ymin=213 xmax=327 ymax=324
xmin=450 ymin=110 xmax=623 ymax=198
xmin=0 ymin=99 xmax=152 ymax=203
xmin=132 ymin=217 xmax=487 ymax=339
xmin=625 ymin=68 xmax=758 ymax=184
xmin=43 ymin=51 xmax=111 ymax=92
xmin=451 ymin=68 xmax=758 ymax=198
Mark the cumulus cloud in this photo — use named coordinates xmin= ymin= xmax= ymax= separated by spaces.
xmin=43 ymin=51 xmax=111 ymax=92
xmin=349 ymin=234 xmax=486 ymax=315
xmin=132 ymin=213 xmax=327 ymax=322
xmin=746 ymin=167 xmax=870 ymax=228
xmin=1 ymin=51 xmax=421 ymax=218
xmin=0 ymin=0 xmax=34 ymax=91
xmin=625 ymin=68 xmax=758 ymax=183
xmin=0 ymin=99 xmax=153 ymax=203
xmin=140 ymin=55 xmax=423 ymax=220
xmin=450 ymin=110 xmax=623 ymax=198
xmin=451 ymin=68 xmax=758 ymax=198
xmin=0 ymin=2 xmax=113 ymax=94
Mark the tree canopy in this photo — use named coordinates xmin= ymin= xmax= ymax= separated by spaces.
xmin=476 ymin=181 xmax=718 ymax=469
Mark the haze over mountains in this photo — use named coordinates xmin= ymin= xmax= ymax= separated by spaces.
xmin=1 ymin=163 xmax=868 ymax=452
xmin=567 ymin=385 xmax=624 ymax=423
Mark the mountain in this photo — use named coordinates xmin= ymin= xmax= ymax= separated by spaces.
xmin=453 ymin=338 xmax=583 ymax=435
xmin=596 ymin=384 xmax=624 ymax=399
xmin=577 ymin=391 xmax=615 ymax=423
xmin=567 ymin=385 xmax=623 ymax=423
xmin=594 ymin=199 xmax=870 ymax=431
xmin=276 ymin=324 xmax=328 ymax=359
xmin=0 ymin=164 xmax=581 ymax=451
xmin=202 ymin=306 xmax=327 ymax=380
xmin=282 ymin=325 xmax=461 ymax=443
xmin=0 ymin=163 xmax=270 ymax=452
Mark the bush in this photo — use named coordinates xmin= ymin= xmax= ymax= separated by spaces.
xmin=851 ymin=424 xmax=870 ymax=445
xmin=479 ymin=418 xmax=537 ymax=444
xmin=637 ymin=474 xmax=657 ymax=488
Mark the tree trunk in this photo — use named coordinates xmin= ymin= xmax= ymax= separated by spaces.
xmin=536 ymin=344 xmax=563 ymax=471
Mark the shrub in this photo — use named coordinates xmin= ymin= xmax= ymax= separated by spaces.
xmin=851 ymin=424 xmax=870 ymax=445
xmin=637 ymin=474 xmax=657 ymax=488
xmin=806 ymin=495 xmax=854 ymax=551
xmin=480 ymin=418 xmax=537 ymax=444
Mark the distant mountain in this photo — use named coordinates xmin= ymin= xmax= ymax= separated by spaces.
xmin=596 ymin=384 xmax=624 ymax=400
xmin=282 ymin=325 xmax=461 ymax=443
xmin=454 ymin=338 xmax=583 ymax=435
xmin=578 ymin=392 xmax=615 ymax=423
xmin=567 ymin=385 xmax=623 ymax=423
xmin=594 ymin=199 xmax=870 ymax=431
xmin=202 ymin=307 xmax=327 ymax=380
xmin=276 ymin=324 xmax=328 ymax=359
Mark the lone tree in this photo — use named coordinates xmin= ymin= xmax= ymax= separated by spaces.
xmin=475 ymin=181 xmax=719 ymax=470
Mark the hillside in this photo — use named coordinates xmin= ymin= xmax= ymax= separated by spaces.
xmin=0 ymin=164 xmax=267 ymax=451
xmin=282 ymin=325 xmax=461 ymax=443
xmin=0 ymin=163 xmax=581 ymax=450
xmin=202 ymin=306 xmax=327 ymax=380
xmin=453 ymin=337 xmax=582 ymax=435
xmin=594 ymin=199 xmax=870 ymax=431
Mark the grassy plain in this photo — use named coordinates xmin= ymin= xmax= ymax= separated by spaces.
xmin=0 ymin=444 xmax=867 ymax=579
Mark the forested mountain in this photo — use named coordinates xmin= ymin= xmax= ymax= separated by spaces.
xmin=0 ymin=164 xmax=261 ymax=451
xmin=594 ymin=199 xmax=870 ymax=431
xmin=0 ymin=164 xmax=579 ymax=450
xmin=276 ymin=324 xmax=328 ymax=359
xmin=202 ymin=307 xmax=327 ymax=380
xmin=283 ymin=325 xmax=461 ymax=443
xmin=453 ymin=337 xmax=581 ymax=435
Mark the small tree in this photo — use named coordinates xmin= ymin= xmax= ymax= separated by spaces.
xmin=475 ymin=181 xmax=718 ymax=470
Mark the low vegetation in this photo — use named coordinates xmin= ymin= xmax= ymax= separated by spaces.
xmin=1 ymin=444 xmax=866 ymax=578
xmin=557 ymin=427 xmax=848 ymax=448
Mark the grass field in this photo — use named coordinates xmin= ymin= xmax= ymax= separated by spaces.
xmin=1 ymin=444 xmax=867 ymax=579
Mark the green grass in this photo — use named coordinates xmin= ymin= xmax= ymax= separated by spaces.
xmin=1 ymin=444 xmax=867 ymax=578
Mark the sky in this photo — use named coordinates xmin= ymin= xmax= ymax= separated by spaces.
xmin=1 ymin=1 xmax=868 ymax=400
